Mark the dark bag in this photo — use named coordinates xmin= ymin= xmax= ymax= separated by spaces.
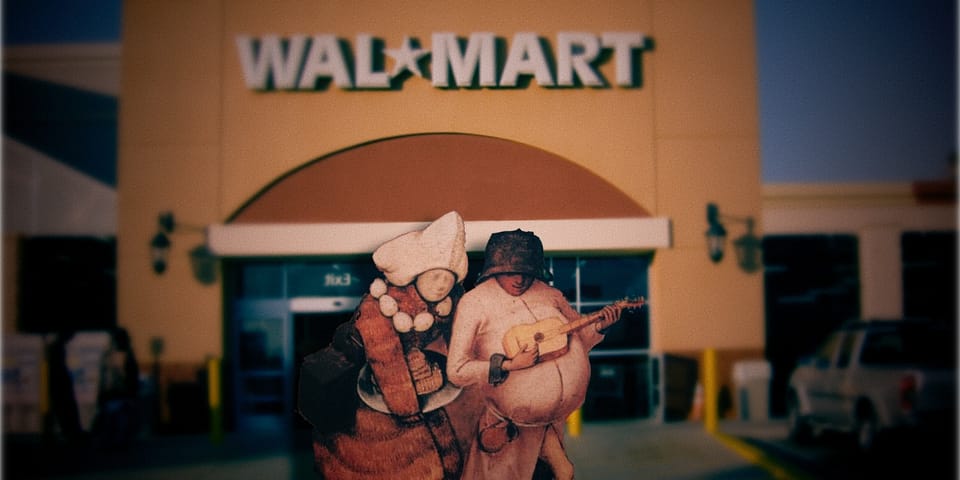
xmin=297 ymin=347 xmax=362 ymax=434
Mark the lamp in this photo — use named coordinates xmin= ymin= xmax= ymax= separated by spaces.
xmin=150 ymin=212 xmax=174 ymax=274
xmin=705 ymin=203 xmax=727 ymax=263
xmin=189 ymin=244 xmax=218 ymax=285
xmin=705 ymin=202 xmax=762 ymax=273
xmin=150 ymin=211 xmax=217 ymax=283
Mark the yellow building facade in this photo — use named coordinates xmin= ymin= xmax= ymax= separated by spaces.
xmin=118 ymin=0 xmax=764 ymax=425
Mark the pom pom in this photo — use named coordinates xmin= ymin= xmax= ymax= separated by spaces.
xmin=369 ymin=278 xmax=388 ymax=298
xmin=393 ymin=312 xmax=413 ymax=333
xmin=413 ymin=312 xmax=435 ymax=332
xmin=379 ymin=294 xmax=398 ymax=317
xmin=435 ymin=297 xmax=453 ymax=317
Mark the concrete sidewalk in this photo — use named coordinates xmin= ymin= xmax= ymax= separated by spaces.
xmin=566 ymin=419 xmax=789 ymax=480
xmin=4 ymin=420 xmax=793 ymax=480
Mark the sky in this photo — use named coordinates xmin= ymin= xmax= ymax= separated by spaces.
xmin=3 ymin=0 xmax=957 ymax=184
xmin=755 ymin=0 xmax=957 ymax=183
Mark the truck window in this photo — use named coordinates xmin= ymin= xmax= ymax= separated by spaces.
xmin=859 ymin=324 xmax=955 ymax=368
xmin=814 ymin=333 xmax=842 ymax=368
xmin=836 ymin=332 xmax=857 ymax=368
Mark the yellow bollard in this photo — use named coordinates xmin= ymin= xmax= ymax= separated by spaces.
xmin=40 ymin=356 xmax=50 ymax=436
xmin=207 ymin=356 xmax=223 ymax=444
xmin=39 ymin=356 xmax=49 ymax=417
xmin=703 ymin=348 xmax=718 ymax=433
xmin=566 ymin=407 xmax=582 ymax=437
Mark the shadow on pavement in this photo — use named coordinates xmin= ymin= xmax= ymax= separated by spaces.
xmin=3 ymin=429 xmax=314 ymax=480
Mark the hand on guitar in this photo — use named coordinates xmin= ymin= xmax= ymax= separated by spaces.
xmin=501 ymin=298 xmax=645 ymax=360
xmin=594 ymin=304 xmax=622 ymax=332
xmin=503 ymin=343 xmax=539 ymax=371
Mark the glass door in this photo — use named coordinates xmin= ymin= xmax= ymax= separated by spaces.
xmin=549 ymin=256 xmax=654 ymax=420
xmin=232 ymin=299 xmax=290 ymax=431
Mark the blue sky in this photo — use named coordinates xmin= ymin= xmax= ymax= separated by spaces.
xmin=755 ymin=0 xmax=956 ymax=183
xmin=4 ymin=0 xmax=957 ymax=184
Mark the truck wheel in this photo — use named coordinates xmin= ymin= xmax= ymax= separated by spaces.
xmin=854 ymin=405 xmax=878 ymax=453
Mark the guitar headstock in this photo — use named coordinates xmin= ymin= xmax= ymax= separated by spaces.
xmin=613 ymin=296 xmax=646 ymax=311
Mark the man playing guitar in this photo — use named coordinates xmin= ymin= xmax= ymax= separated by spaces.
xmin=447 ymin=229 xmax=638 ymax=480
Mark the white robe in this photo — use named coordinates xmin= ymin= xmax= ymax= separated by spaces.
xmin=447 ymin=279 xmax=605 ymax=479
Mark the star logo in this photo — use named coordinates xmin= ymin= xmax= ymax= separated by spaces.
xmin=383 ymin=36 xmax=430 ymax=78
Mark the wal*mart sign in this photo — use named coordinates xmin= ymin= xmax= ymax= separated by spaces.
xmin=236 ymin=32 xmax=647 ymax=91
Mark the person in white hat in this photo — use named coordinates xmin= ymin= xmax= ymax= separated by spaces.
xmin=298 ymin=211 xmax=478 ymax=479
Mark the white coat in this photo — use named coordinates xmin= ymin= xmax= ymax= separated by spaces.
xmin=447 ymin=279 xmax=606 ymax=479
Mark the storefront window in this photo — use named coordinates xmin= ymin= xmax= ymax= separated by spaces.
xmin=238 ymin=263 xmax=284 ymax=298
xmin=545 ymin=255 xmax=652 ymax=421
xmin=229 ymin=254 xmax=653 ymax=429
xmin=577 ymin=257 xmax=649 ymax=302
xmin=549 ymin=255 xmax=650 ymax=350
xmin=287 ymin=261 xmax=378 ymax=298
xmin=549 ymin=257 xmax=578 ymax=299
xmin=902 ymin=231 xmax=957 ymax=322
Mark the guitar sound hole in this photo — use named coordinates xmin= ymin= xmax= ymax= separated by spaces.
xmin=534 ymin=332 xmax=544 ymax=342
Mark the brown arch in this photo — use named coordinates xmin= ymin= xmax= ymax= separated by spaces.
xmin=230 ymin=133 xmax=648 ymax=223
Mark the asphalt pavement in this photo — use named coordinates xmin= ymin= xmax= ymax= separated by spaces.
xmin=2 ymin=419 xmax=816 ymax=480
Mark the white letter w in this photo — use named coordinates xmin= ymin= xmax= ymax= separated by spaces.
xmin=235 ymin=35 xmax=307 ymax=90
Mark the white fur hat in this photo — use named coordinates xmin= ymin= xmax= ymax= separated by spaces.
xmin=372 ymin=211 xmax=468 ymax=286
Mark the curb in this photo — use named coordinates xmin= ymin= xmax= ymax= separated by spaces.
xmin=711 ymin=430 xmax=815 ymax=480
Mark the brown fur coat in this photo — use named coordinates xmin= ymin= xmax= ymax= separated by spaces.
xmin=299 ymin=283 xmax=481 ymax=479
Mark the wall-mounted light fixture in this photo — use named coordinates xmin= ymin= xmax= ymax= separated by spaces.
xmin=150 ymin=211 xmax=217 ymax=284
xmin=705 ymin=202 xmax=762 ymax=273
xmin=150 ymin=212 xmax=174 ymax=274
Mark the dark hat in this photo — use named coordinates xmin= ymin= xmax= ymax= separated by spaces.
xmin=476 ymin=229 xmax=552 ymax=284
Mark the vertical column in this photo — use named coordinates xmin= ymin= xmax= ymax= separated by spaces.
xmin=859 ymin=227 xmax=903 ymax=319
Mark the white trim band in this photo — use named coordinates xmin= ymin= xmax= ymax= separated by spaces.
xmin=207 ymin=217 xmax=671 ymax=257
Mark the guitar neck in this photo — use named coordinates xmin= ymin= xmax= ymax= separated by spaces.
xmin=557 ymin=311 xmax=608 ymax=335
xmin=557 ymin=299 xmax=644 ymax=335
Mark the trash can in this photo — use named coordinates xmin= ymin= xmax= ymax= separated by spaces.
xmin=732 ymin=360 xmax=771 ymax=421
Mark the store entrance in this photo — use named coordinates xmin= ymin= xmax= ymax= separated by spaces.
xmin=225 ymin=259 xmax=376 ymax=432
xmin=291 ymin=307 xmax=357 ymax=430
xmin=230 ymin=297 xmax=359 ymax=432
xmin=226 ymin=254 xmax=655 ymax=431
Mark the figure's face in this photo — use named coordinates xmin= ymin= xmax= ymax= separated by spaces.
xmin=415 ymin=268 xmax=457 ymax=302
xmin=495 ymin=273 xmax=534 ymax=296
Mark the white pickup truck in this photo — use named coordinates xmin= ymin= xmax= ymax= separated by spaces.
xmin=786 ymin=319 xmax=956 ymax=452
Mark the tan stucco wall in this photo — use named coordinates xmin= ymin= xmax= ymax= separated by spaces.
xmin=119 ymin=0 xmax=763 ymax=363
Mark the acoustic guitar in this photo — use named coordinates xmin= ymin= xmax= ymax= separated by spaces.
xmin=501 ymin=298 xmax=645 ymax=360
